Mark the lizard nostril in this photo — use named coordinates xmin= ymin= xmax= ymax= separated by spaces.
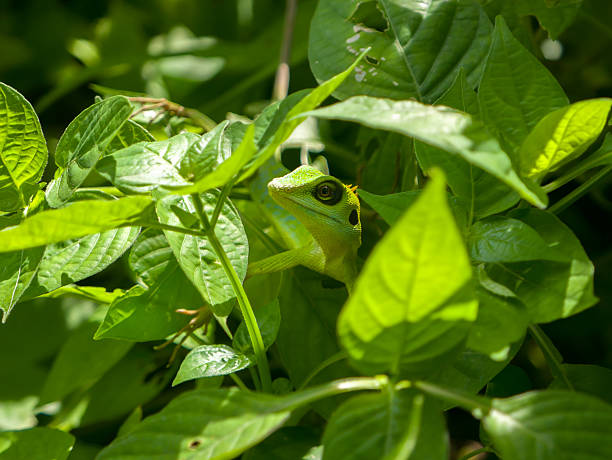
xmin=349 ymin=210 xmax=359 ymax=226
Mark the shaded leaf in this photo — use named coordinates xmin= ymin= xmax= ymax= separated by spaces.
xmin=0 ymin=428 xmax=74 ymax=460
xmin=0 ymin=247 xmax=44 ymax=322
xmin=233 ymin=298 xmax=280 ymax=354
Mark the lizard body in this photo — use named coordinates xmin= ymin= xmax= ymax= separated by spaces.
xmin=247 ymin=165 xmax=361 ymax=292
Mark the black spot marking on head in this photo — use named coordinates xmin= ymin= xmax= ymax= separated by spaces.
xmin=349 ymin=209 xmax=359 ymax=226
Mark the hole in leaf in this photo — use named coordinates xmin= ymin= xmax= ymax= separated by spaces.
xmin=364 ymin=55 xmax=379 ymax=66
xmin=189 ymin=439 xmax=202 ymax=449
xmin=348 ymin=1 xmax=388 ymax=32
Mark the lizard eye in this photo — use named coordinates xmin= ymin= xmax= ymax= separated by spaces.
xmin=315 ymin=181 xmax=342 ymax=205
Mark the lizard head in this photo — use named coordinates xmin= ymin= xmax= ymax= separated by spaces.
xmin=267 ymin=165 xmax=361 ymax=252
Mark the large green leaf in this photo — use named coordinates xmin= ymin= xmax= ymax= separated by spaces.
xmin=0 ymin=195 xmax=153 ymax=252
xmin=156 ymin=192 xmax=248 ymax=315
xmin=322 ymin=391 xmax=447 ymax=460
xmin=0 ymin=428 xmax=74 ymax=460
xmin=519 ymin=98 xmax=612 ymax=179
xmin=103 ymin=119 xmax=155 ymax=154
xmin=38 ymin=321 xmax=133 ymax=405
xmin=478 ymin=16 xmax=568 ymax=154
xmin=306 ymin=95 xmax=547 ymax=208
xmin=0 ymin=247 xmax=44 ymax=322
xmin=482 ymin=391 xmax=612 ymax=460
xmin=309 ymin=0 xmax=492 ymax=102
xmin=173 ymin=344 xmax=252 ymax=386
xmin=549 ymin=364 xmax=612 ymax=405
xmin=95 ymin=228 xmax=203 ymax=341
xmin=0 ymin=82 xmax=47 ymax=212
xmin=23 ymin=225 xmax=139 ymax=299
xmin=96 ymin=388 xmax=293 ymax=460
xmin=338 ymin=172 xmax=477 ymax=377
xmin=416 ymin=69 xmax=519 ymax=217
xmin=485 ymin=209 xmax=597 ymax=323
xmin=468 ymin=216 xmax=561 ymax=263
xmin=45 ymin=96 xmax=133 ymax=207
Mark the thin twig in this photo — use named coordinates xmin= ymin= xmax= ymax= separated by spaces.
xmin=127 ymin=96 xmax=217 ymax=132
xmin=272 ymin=0 xmax=298 ymax=100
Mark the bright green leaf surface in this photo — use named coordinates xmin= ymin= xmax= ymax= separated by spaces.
xmin=173 ymin=344 xmax=252 ymax=386
xmin=479 ymin=17 xmax=568 ymax=154
xmin=45 ymin=96 xmax=133 ymax=207
xmin=519 ymin=98 xmax=612 ymax=179
xmin=0 ymin=427 xmax=74 ymax=460
xmin=0 ymin=247 xmax=44 ymax=321
xmin=24 ymin=226 xmax=139 ymax=299
xmin=483 ymin=390 xmax=612 ymax=460
xmin=96 ymin=228 xmax=202 ymax=341
xmin=322 ymin=391 xmax=447 ymax=460
xmin=0 ymin=82 xmax=47 ymax=212
xmin=39 ymin=321 xmax=133 ymax=405
xmin=156 ymin=192 xmax=248 ymax=315
xmin=96 ymin=388 xmax=292 ymax=460
xmin=0 ymin=195 xmax=153 ymax=252
xmin=103 ymin=119 xmax=155 ymax=155
xmin=309 ymin=0 xmax=492 ymax=102
xmin=306 ymin=95 xmax=548 ymax=208
xmin=339 ymin=172 xmax=477 ymax=377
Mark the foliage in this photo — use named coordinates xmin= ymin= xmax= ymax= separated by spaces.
xmin=1 ymin=1 xmax=612 ymax=459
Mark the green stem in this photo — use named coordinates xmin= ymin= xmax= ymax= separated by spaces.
xmin=458 ymin=447 xmax=495 ymax=460
xmin=548 ymin=166 xmax=612 ymax=214
xmin=229 ymin=373 xmax=250 ymax=391
xmin=412 ymin=381 xmax=491 ymax=414
xmin=279 ymin=376 xmax=388 ymax=410
xmin=210 ymin=181 xmax=235 ymax=230
xmin=190 ymin=193 xmax=272 ymax=392
xmin=150 ymin=222 xmax=206 ymax=238
xmin=298 ymin=351 xmax=348 ymax=390
xmin=528 ymin=324 xmax=574 ymax=390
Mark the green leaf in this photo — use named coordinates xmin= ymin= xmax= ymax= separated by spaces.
xmin=482 ymin=390 xmax=612 ymax=460
xmin=519 ymin=98 xmax=612 ymax=179
xmin=309 ymin=0 xmax=493 ymax=102
xmin=24 ymin=226 xmax=139 ymax=299
xmin=103 ymin=119 xmax=154 ymax=155
xmin=96 ymin=388 xmax=292 ymax=460
xmin=39 ymin=321 xmax=133 ymax=405
xmin=467 ymin=288 xmax=527 ymax=359
xmin=36 ymin=285 xmax=125 ymax=304
xmin=306 ymin=95 xmax=548 ymax=208
xmin=95 ymin=229 xmax=203 ymax=341
xmin=0 ymin=427 xmax=74 ymax=460
xmin=0 ymin=82 xmax=47 ymax=212
xmin=322 ymin=391 xmax=447 ymax=460
xmin=166 ymin=124 xmax=257 ymax=195
xmin=338 ymin=172 xmax=477 ymax=377
xmin=0 ymin=195 xmax=154 ymax=252
xmin=45 ymin=96 xmax=133 ymax=207
xmin=235 ymin=51 xmax=368 ymax=184
xmin=233 ymin=298 xmax=280 ymax=354
xmin=515 ymin=0 xmax=583 ymax=40
xmin=417 ymin=69 xmax=520 ymax=217
xmin=468 ymin=216 xmax=561 ymax=262
xmin=96 ymin=133 xmax=196 ymax=193
xmin=478 ymin=16 xmax=568 ymax=154
xmin=0 ymin=247 xmax=44 ymax=322
xmin=156 ymin=192 xmax=248 ymax=315
xmin=173 ymin=344 xmax=252 ymax=386
xmin=549 ymin=364 xmax=612 ymax=405
xmin=485 ymin=208 xmax=597 ymax=323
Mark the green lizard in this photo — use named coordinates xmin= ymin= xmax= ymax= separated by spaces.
xmin=247 ymin=165 xmax=361 ymax=293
